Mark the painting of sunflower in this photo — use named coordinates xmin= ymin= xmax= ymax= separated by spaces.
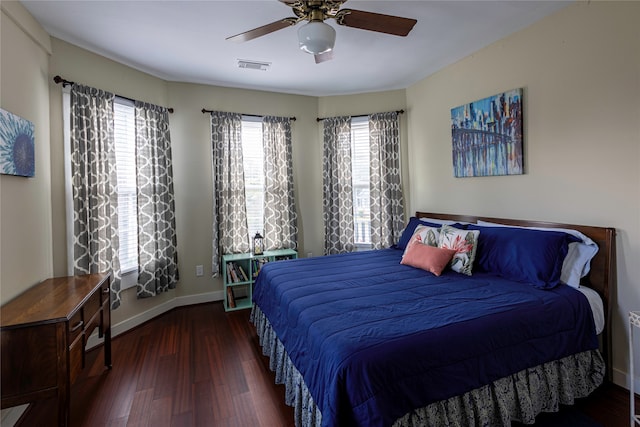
xmin=0 ymin=108 xmax=35 ymax=177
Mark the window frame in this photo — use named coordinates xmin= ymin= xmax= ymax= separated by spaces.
xmin=240 ymin=116 xmax=265 ymax=246
xmin=351 ymin=116 xmax=372 ymax=249
xmin=113 ymin=98 xmax=138 ymax=275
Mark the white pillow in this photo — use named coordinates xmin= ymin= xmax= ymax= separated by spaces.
xmin=577 ymin=285 xmax=605 ymax=335
xmin=438 ymin=225 xmax=480 ymax=276
xmin=476 ymin=220 xmax=598 ymax=288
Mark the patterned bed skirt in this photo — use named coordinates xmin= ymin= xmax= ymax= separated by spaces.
xmin=251 ymin=305 xmax=605 ymax=427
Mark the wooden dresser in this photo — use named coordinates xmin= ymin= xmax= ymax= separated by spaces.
xmin=0 ymin=273 xmax=112 ymax=426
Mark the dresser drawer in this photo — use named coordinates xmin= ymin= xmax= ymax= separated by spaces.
xmin=1 ymin=323 xmax=59 ymax=400
xmin=68 ymin=310 xmax=83 ymax=344
xmin=83 ymin=288 xmax=102 ymax=321
xmin=84 ymin=310 xmax=101 ymax=338
xmin=100 ymin=282 xmax=110 ymax=304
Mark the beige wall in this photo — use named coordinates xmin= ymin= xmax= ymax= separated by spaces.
xmin=406 ymin=1 xmax=640 ymax=386
xmin=0 ymin=2 xmax=53 ymax=302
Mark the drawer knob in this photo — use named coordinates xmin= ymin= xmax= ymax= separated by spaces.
xmin=102 ymin=288 xmax=110 ymax=294
xmin=71 ymin=320 xmax=84 ymax=332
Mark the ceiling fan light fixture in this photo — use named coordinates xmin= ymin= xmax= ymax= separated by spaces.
xmin=298 ymin=21 xmax=336 ymax=55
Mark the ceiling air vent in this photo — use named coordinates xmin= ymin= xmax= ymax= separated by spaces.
xmin=238 ymin=59 xmax=271 ymax=71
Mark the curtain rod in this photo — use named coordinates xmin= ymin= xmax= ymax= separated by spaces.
xmin=53 ymin=75 xmax=174 ymax=114
xmin=201 ymin=108 xmax=296 ymax=121
xmin=316 ymin=109 xmax=404 ymax=122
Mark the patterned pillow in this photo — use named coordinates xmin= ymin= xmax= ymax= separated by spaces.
xmin=403 ymin=225 xmax=440 ymax=256
xmin=438 ymin=224 xmax=480 ymax=276
xmin=396 ymin=217 xmax=442 ymax=250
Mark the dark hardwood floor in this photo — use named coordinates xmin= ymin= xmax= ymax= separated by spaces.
xmin=16 ymin=302 xmax=635 ymax=426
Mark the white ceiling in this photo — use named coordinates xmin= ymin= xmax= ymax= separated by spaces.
xmin=21 ymin=0 xmax=570 ymax=97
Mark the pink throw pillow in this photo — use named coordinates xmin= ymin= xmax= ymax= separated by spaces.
xmin=401 ymin=242 xmax=457 ymax=276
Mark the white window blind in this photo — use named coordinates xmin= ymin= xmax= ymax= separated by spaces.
xmin=351 ymin=117 xmax=371 ymax=245
xmin=113 ymin=100 xmax=138 ymax=273
xmin=241 ymin=118 xmax=264 ymax=242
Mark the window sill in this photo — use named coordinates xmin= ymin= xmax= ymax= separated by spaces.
xmin=120 ymin=268 xmax=138 ymax=290
xmin=354 ymin=243 xmax=372 ymax=251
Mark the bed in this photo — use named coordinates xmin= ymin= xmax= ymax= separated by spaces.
xmin=250 ymin=212 xmax=615 ymax=427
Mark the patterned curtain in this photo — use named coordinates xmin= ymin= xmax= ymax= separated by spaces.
xmin=70 ymin=84 xmax=122 ymax=309
xmin=210 ymin=111 xmax=249 ymax=275
xmin=134 ymin=101 xmax=179 ymax=298
xmin=262 ymin=116 xmax=298 ymax=251
xmin=322 ymin=116 xmax=354 ymax=254
xmin=369 ymin=112 xmax=405 ymax=249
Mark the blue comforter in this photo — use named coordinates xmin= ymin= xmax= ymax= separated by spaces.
xmin=252 ymin=248 xmax=598 ymax=427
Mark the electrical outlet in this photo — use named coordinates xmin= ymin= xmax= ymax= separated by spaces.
xmin=195 ymin=265 xmax=204 ymax=276
xmin=307 ymin=252 xmax=313 ymax=258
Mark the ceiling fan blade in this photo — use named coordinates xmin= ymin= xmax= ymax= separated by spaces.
xmin=314 ymin=51 xmax=334 ymax=64
xmin=336 ymin=9 xmax=417 ymax=37
xmin=226 ymin=18 xmax=297 ymax=43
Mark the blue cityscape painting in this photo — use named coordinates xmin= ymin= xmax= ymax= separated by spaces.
xmin=451 ymin=88 xmax=523 ymax=177
xmin=0 ymin=108 xmax=35 ymax=177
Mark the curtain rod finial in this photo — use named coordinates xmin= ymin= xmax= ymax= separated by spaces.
xmin=53 ymin=75 xmax=74 ymax=87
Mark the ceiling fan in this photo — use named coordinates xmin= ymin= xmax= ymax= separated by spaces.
xmin=226 ymin=0 xmax=417 ymax=64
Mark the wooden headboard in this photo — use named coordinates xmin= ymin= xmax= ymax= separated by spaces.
xmin=416 ymin=211 xmax=616 ymax=380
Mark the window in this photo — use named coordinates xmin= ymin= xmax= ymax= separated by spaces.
xmin=63 ymin=92 xmax=138 ymax=288
xmin=351 ymin=117 xmax=371 ymax=246
xmin=241 ymin=117 xmax=265 ymax=241
xmin=113 ymin=100 xmax=138 ymax=274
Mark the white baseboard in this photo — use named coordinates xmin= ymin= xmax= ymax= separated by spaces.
xmin=86 ymin=290 xmax=224 ymax=350
xmin=612 ymin=365 xmax=639 ymax=394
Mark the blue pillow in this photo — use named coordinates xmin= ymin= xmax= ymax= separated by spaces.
xmin=467 ymin=224 xmax=579 ymax=289
xmin=396 ymin=217 xmax=466 ymax=250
